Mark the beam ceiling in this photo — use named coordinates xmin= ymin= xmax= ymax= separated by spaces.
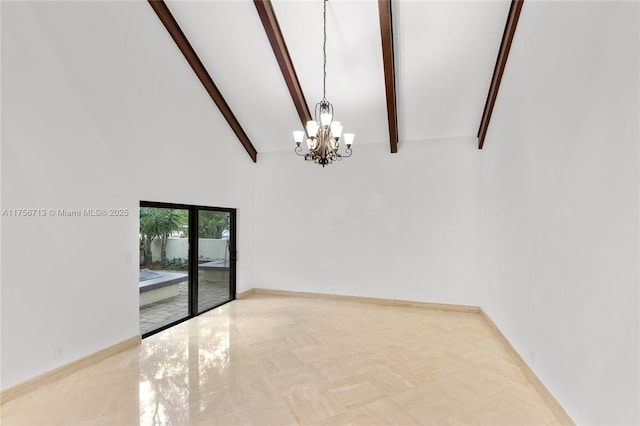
xmin=378 ymin=0 xmax=398 ymax=154
xmin=149 ymin=1 xmax=514 ymax=157
xmin=477 ymin=0 xmax=525 ymax=149
xmin=254 ymin=0 xmax=312 ymax=129
xmin=148 ymin=0 xmax=258 ymax=162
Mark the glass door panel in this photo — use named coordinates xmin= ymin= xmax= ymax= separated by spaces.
xmin=197 ymin=210 xmax=232 ymax=313
xmin=139 ymin=206 xmax=190 ymax=335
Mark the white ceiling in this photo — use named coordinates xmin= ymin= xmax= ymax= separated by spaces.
xmin=394 ymin=0 xmax=510 ymax=142
xmin=165 ymin=0 xmax=511 ymax=153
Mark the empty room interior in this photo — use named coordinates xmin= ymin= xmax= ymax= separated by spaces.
xmin=1 ymin=0 xmax=639 ymax=425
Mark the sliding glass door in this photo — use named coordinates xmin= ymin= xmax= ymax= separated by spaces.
xmin=139 ymin=206 xmax=190 ymax=335
xmin=196 ymin=209 xmax=234 ymax=313
xmin=139 ymin=202 xmax=236 ymax=337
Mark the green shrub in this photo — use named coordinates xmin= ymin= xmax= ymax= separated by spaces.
xmin=161 ymin=257 xmax=188 ymax=271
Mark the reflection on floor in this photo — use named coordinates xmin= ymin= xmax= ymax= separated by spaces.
xmin=139 ymin=277 xmax=230 ymax=335
xmin=1 ymin=294 xmax=567 ymax=425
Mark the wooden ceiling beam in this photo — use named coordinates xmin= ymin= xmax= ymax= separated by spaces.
xmin=148 ymin=0 xmax=258 ymax=162
xmin=254 ymin=0 xmax=312 ymax=128
xmin=477 ymin=0 xmax=524 ymax=149
xmin=378 ymin=0 xmax=399 ymax=154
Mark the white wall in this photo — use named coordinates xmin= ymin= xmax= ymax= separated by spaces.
xmin=478 ymin=2 xmax=639 ymax=424
xmin=150 ymin=238 xmax=228 ymax=263
xmin=2 ymin=1 xmax=638 ymax=423
xmin=253 ymin=138 xmax=480 ymax=306
xmin=1 ymin=1 xmax=255 ymax=390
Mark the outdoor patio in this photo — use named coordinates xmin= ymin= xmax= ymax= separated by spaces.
xmin=139 ymin=274 xmax=231 ymax=335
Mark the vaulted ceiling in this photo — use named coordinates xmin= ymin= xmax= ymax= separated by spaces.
xmin=151 ymin=0 xmax=521 ymax=162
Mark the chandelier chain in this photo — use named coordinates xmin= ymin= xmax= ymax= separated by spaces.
xmin=322 ymin=0 xmax=327 ymax=101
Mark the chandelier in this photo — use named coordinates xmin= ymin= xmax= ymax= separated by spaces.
xmin=293 ymin=0 xmax=354 ymax=167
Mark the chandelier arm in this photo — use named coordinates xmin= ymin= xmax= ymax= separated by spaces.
xmin=295 ymin=146 xmax=306 ymax=156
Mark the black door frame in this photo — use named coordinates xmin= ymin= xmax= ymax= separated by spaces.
xmin=140 ymin=201 xmax=237 ymax=337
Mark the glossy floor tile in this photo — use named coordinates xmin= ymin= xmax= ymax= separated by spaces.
xmin=1 ymin=294 xmax=566 ymax=425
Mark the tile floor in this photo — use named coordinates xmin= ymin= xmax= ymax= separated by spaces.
xmin=1 ymin=294 xmax=568 ymax=425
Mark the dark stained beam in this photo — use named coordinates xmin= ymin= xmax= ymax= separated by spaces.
xmin=148 ymin=0 xmax=258 ymax=162
xmin=254 ymin=0 xmax=312 ymax=127
xmin=477 ymin=0 xmax=524 ymax=149
xmin=378 ymin=0 xmax=398 ymax=154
